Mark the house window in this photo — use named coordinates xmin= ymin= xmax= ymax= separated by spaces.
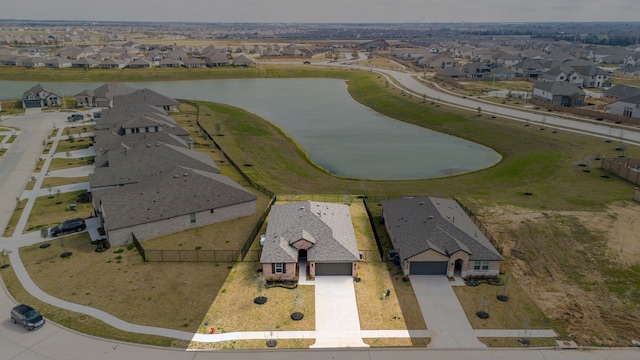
xmin=274 ymin=263 xmax=284 ymax=274
xmin=154 ymin=126 xmax=159 ymax=132
xmin=190 ymin=213 xmax=196 ymax=224
xmin=210 ymin=209 xmax=214 ymax=214
xmin=474 ymin=261 xmax=490 ymax=271
xmin=623 ymin=107 xmax=633 ymax=117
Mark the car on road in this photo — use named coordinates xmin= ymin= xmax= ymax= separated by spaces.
xmin=50 ymin=218 xmax=86 ymax=237
xmin=67 ymin=114 xmax=84 ymax=122
xmin=10 ymin=304 xmax=45 ymax=331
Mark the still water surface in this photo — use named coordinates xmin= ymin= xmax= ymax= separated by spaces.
xmin=0 ymin=79 xmax=501 ymax=180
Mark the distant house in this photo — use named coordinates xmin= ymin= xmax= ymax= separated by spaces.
xmin=129 ymin=58 xmax=151 ymax=69
xmin=231 ymin=54 xmax=254 ymax=67
xmin=532 ymin=81 xmax=586 ymax=107
xmin=71 ymin=57 xmax=99 ymax=69
xmin=158 ymin=58 xmax=180 ymax=68
xmin=183 ymin=58 xmax=206 ymax=68
xmin=605 ymin=95 xmax=640 ymax=119
xmin=21 ymin=83 xmax=63 ymax=109
xmin=260 ymin=201 xmax=360 ymax=280
xmin=462 ymin=62 xmax=491 ymax=79
xmin=603 ymin=84 xmax=640 ymax=103
xmin=98 ymin=58 xmax=128 ymax=69
xmin=206 ymin=52 xmax=230 ymax=67
xmin=75 ymin=83 xmax=137 ymax=108
xmin=572 ymin=65 xmax=612 ymax=88
xmin=113 ymin=88 xmax=180 ymax=112
xmin=44 ymin=57 xmax=73 ymax=69
xmin=381 ymin=197 xmax=503 ymax=278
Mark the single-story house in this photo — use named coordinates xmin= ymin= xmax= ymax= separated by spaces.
xmin=532 ymin=81 xmax=586 ymax=107
xmin=603 ymin=84 xmax=640 ymax=103
xmin=260 ymin=201 xmax=360 ymax=280
xmin=605 ymin=95 xmax=640 ymax=119
xmin=113 ymin=88 xmax=180 ymax=113
xmin=21 ymin=83 xmax=63 ymax=109
xmin=75 ymin=83 xmax=137 ymax=108
xmin=381 ymin=197 xmax=503 ymax=278
xmin=92 ymin=165 xmax=257 ymax=246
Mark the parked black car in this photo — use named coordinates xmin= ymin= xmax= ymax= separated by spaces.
xmin=50 ymin=218 xmax=86 ymax=237
xmin=67 ymin=114 xmax=84 ymax=122
xmin=10 ymin=304 xmax=45 ymax=331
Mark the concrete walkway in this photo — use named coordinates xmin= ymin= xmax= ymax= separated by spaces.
xmin=310 ymin=276 xmax=368 ymax=348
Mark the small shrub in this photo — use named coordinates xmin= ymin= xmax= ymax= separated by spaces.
xmin=115 ymin=255 xmax=123 ymax=260
xmin=126 ymin=243 xmax=135 ymax=251
xmin=113 ymin=248 xmax=124 ymax=254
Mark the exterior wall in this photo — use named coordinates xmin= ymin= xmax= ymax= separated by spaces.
xmin=607 ymin=101 xmax=640 ymax=118
xmin=634 ymin=188 xmax=640 ymax=203
xmin=291 ymin=239 xmax=314 ymax=250
xmin=464 ymin=260 xmax=501 ymax=278
xmin=262 ymin=263 xmax=297 ymax=280
xmin=532 ymin=87 xmax=553 ymax=102
xmin=409 ymin=249 xmax=449 ymax=262
xmin=106 ymin=200 xmax=255 ymax=246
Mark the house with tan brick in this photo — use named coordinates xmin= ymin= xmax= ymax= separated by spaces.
xmin=260 ymin=201 xmax=360 ymax=280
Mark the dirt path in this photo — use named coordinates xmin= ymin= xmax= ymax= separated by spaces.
xmin=479 ymin=201 xmax=640 ymax=346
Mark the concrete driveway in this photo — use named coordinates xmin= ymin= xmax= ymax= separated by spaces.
xmin=410 ymin=275 xmax=486 ymax=349
xmin=310 ymin=276 xmax=368 ymax=348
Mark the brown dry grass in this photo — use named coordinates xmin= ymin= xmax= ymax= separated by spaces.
xmin=453 ymin=274 xmax=559 ymax=331
xmin=479 ymin=337 xmax=558 ymax=347
xmin=54 ymin=138 xmax=92 ymax=154
xmin=364 ymin=337 xmax=430 ymax=347
xmin=3 ymin=199 xmax=27 ymax=237
xmin=200 ymin=262 xmax=315 ymax=333
xmin=41 ymin=176 xmax=89 ymax=188
xmin=25 ymin=190 xmax=93 ymax=233
xmin=1 ymin=255 xmax=177 ymax=347
xmin=20 ymin=234 xmax=230 ymax=332
xmin=48 ymin=157 xmax=94 ymax=171
xmin=350 ymin=200 xmax=426 ymax=331
xmin=187 ymin=338 xmax=316 ymax=350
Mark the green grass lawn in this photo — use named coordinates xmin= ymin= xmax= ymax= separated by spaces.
xmin=54 ymin=138 xmax=93 ymax=154
xmin=48 ymin=157 xmax=94 ymax=171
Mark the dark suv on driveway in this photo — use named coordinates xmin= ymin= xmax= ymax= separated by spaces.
xmin=50 ymin=218 xmax=86 ymax=237
xmin=10 ymin=304 xmax=45 ymax=331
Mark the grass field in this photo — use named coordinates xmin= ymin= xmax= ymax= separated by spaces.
xmin=25 ymin=190 xmax=93 ymax=233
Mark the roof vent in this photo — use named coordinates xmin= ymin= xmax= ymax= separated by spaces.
xmin=428 ymin=215 xmax=434 ymax=219
xmin=173 ymin=174 xmax=179 ymax=178
xmin=183 ymin=173 xmax=188 ymax=177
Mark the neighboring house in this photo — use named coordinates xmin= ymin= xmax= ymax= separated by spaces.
xmin=572 ymin=65 xmax=612 ymax=88
xmin=381 ymin=197 xmax=503 ymax=278
xmin=206 ymin=51 xmax=230 ymax=67
xmin=44 ymin=57 xmax=73 ymax=68
xmin=436 ymin=67 xmax=465 ymax=79
xmin=71 ymin=57 xmax=99 ymax=69
xmin=129 ymin=58 xmax=151 ymax=69
xmin=462 ymin=62 xmax=492 ymax=78
xmin=92 ymin=165 xmax=257 ymax=246
xmin=21 ymin=83 xmax=63 ymax=109
xmin=605 ymin=95 xmax=640 ymax=119
xmin=183 ymin=58 xmax=206 ymax=68
xmin=603 ymin=84 xmax=640 ymax=103
xmin=113 ymin=88 xmax=180 ymax=112
xmin=98 ymin=58 xmax=128 ymax=69
xmin=231 ymin=54 xmax=254 ymax=67
xmin=75 ymin=82 xmax=137 ymax=108
xmin=260 ymin=201 xmax=360 ymax=280
xmin=158 ymin=58 xmax=180 ymax=68
xmin=532 ymin=81 xmax=586 ymax=107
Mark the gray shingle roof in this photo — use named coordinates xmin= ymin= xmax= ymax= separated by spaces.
xmin=93 ymin=165 xmax=256 ymax=230
xmin=534 ymin=81 xmax=585 ymax=96
xmin=113 ymin=88 xmax=179 ymax=108
xmin=260 ymin=201 xmax=360 ymax=264
xmin=89 ymin=142 xmax=219 ymax=188
xmin=604 ymin=84 xmax=640 ymax=100
xmin=381 ymin=197 xmax=502 ymax=262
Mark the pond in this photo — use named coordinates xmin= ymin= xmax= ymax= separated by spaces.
xmin=0 ymin=79 xmax=501 ymax=180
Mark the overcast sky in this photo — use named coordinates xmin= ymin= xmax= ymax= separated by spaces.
xmin=3 ymin=0 xmax=640 ymax=23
